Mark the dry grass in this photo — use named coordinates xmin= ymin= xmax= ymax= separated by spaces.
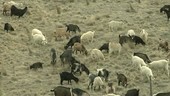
xmin=0 ymin=0 xmax=170 ymax=96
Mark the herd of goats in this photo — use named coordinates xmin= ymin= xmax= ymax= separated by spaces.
xmin=2 ymin=1 xmax=170 ymax=96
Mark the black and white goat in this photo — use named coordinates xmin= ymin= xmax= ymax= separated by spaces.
xmin=70 ymin=63 xmax=90 ymax=75
xmin=97 ymin=68 xmax=110 ymax=82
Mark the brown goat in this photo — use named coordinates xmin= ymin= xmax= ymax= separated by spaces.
xmin=73 ymin=42 xmax=88 ymax=55
xmin=54 ymin=28 xmax=70 ymax=41
xmin=158 ymin=39 xmax=169 ymax=52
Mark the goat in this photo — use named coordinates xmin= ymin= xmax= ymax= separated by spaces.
xmin=140 ymin=29 xmax=148 ymax=42
xmin=158 ymin=39 xmax=169 ymax=52
xmin=149 ymin=59 xmax=169 ymax=76
xmin=109 ymin=42 xmax=121 ymax=56
xmin=70 ymin=63 xmax=90 ymax=75
xmin=116 ymin=73 xmax=128 ymax=87
xmin=31 ymin=28 xmax=47 ymax=45
xmin=125 ymin=88 xmax=140 ymax=96
xmin=127 ymin=29 xmax=135 ymax=36
xmin=30 ymin=62 xmax=43 ymax=70
xmin=105 ymin=82 xmax=115 ymax=94
xmin=93 ymin=76 xmax=105 ymax=90
xmin=133 ymin=52 xmax=151 ymax=63
xmin=81 ymin=31 xmax=95 ymax=44
xmin=3 ymin=1 xmax=23 ymax=15
xmin=153 ymin=92 xmax=170 ymax=96
xmin=65 ymin=24 xmax=81 ymax=33
xmin=130 ymin=35 xmax=146 ymax=46
xmin=90 ymin=48 xmax=105 ymax=61
xmin=73 ymin=42 xmax=88 ymax=55
xmin=4 ymin=23 xmax=14 ymax=32
xmin=131 ymin=55 xmax=147 ymax=69
xmin=99 ymin=43 xmax=109 ymax=53
xmin=54 ymin=28 xmax=70 ymax=40
xmin=60 ymin=48 xmax=72 ymax=66
xmin=72 ymin=88 xmax=90 ymax=96
xmin=32 ymin=33 xmax=47 ymax=45
xmin=11 ymin=5 xmax=27 ymax=18
xmin=97 ymin=68 xmax=110 ymax=82
xmin=108 ymin=20 xmax=124 ymax=32
xmin=59 ymin=71 xmax=79 ymax=85
xmin=50 ymin=48 xmax=57 ymax=65
xmin=119 ymin=35 xmax=133 ymax=46
xmin=51 ymin=86 xmax=73 ymax=96
xmin=160 ymin=5 xmax=170 ymax=13
xmin=64 ymin=35 xmax=81 ymax=49
xmin=88 ymin=73 xmax=97 ymax=89
xmin=139 ymin=64 xmax=154 ymax=82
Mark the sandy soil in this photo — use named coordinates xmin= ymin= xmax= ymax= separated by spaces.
xmin=0 ymin=0 xmax=170 ymax=96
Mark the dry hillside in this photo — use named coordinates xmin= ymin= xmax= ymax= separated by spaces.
xmin=0 ymin=0 xmax=170 ymax=96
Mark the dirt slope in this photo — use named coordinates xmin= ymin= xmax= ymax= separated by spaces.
xmin=0 ymin=0 xmax=170 ymax=96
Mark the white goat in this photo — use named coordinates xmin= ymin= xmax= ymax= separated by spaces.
xmin=139 ymin=65 xmax=154 ymax=82
xmin=80 ymin=31 xmax=95 ymax=44
xmin=149 ymin=59 xmax=169 ymax=76
xmin=108 ymin=20 xmax=123 ymax=32
xmin=109 ymin=42 xmax=121 ymax=56
xmin=32 ymin=28 xmax=43 ymax=36
xmin=140 ymin=29 xmax=148 ymax=42
xmin=91 ymin=49 xmax=105 ymax=61
xmin=127 ymin=29 xmax=135 ymax=36
xmin=93 ymin=76 xmax=104 ymax=90
xmin=31 ymin=29 xmax=47 ymax=45
xmin=132 ymin=55 xmax=147 ymax=69
xmin=32 ymin=34 xmax=47 ymax=45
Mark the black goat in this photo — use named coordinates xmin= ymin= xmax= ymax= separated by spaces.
xmin=160 ymin=5 xmax=170 ymax=13
xmin=59 ymin=71 xmax=79 ymax=85
xmin=72 ymin=88 xmax=90 ymax=96
xmin=64 ymin=35 xmax=81 ymax=49
xmin=50 ymin=48 xmax=57 ymax=65
xmin=116 ymin=73 xmax=128 ymax=87
xmin=99 ymin=43 xmax=109 ymax=53
xmin=30 ymin=62 xmax=43 ymax=70
xmin=134 ymin=52 xmax=151 ymax=63
xmin=163 ymin=9 xmax=170 ymax=21
xmin=51 ymin=86 xmax=90 ymax=96
xmin=51 ymin=86 xmax=72 ymax=96
xmin=130 ymin=35 xmax=145 ymax=46
xmin=65 ymin=24 xmax=81 ymax=33
xmin=60 ymin=48 xmax=72 ymax=66
xmin=153 ymin=92 xmax=170 ymax=96
xmin=11 ymin=5 xmax=27 ymax=18
xmin=125 ymin=88 xmax=139 ymax=96
xmin=119 ymin=35 xmax=133 ymax=46
xmin=4 ymin=23 xmax=14 ymax=32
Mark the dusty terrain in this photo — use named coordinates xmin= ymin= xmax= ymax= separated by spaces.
xmin=0 ymin=0 xmax=170 ymax=96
